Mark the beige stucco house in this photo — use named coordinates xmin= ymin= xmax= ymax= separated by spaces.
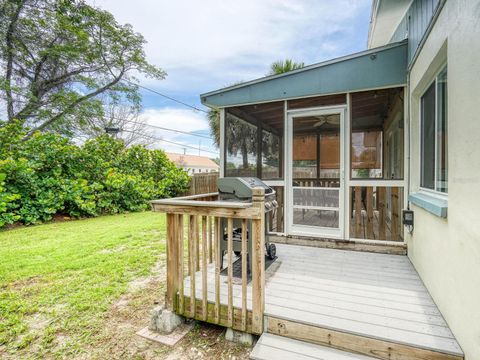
xmin=151 ymin=1 xmax=480 ymax=358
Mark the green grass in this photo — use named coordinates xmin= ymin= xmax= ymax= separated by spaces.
xmin=0 ymin=212 xmax=166 ymax=358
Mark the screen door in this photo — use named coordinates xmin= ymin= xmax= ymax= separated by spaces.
xmin=287 ymin=108 xmax=345 ymax=238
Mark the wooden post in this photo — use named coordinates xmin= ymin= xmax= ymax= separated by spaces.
xmin=195 ymin=215 xmax=200 ymax=272
xmin=189 ymin=215 xmax=197 ymax=316
xmin=214 ymin=217 xmax=221 ymax=323
xmin=241 ymin=218 xmax=248 ymax=331
xmin=208 ymin=216 xmax=213 ymax=264
xmin=354 ymin=186 xmax=362 ymax=238
xmin=366 ymin=187 xmax=374 ymax=239
xmin=377 ymin=187 xmax=386 ymax=240
xmin=166 ymin=213 xmax=179 ymax=312
xmin=202 ymin=216 xmax=208 ymax=321
xmin=227 ymin=217 xmax=234 ymax=327
xmin=251 ymin=187 xmax=265 ymax=334
xmin=391 ymin=187 xmax=399 ymax=241
xmin=177 ymin=214 xmax=184 ymax=314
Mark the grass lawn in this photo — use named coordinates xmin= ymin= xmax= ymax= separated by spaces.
xmin=0 ymin=212 xmax=250 ymax=360
xmin=0 ymin=212 xmax=165 ymax=358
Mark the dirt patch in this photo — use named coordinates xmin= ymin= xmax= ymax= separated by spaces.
xmin=8 ymin=276 xmax=44 ymax=290
xmin=25 ymin=313 xmax=51 ymax=332
xmin=74 ymin=260 xmax=252 ymax=359
xmin=98 ymin=245 xmax=127 ymax=254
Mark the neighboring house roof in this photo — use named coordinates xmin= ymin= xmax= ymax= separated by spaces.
xmin=166 ymin=152 xmax=219 ymax=170
xmin=200 ymin=40 xmax=407 ymax=108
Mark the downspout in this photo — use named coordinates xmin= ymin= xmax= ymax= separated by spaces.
xmin=406 ymin=70 xmax=411 ymax=211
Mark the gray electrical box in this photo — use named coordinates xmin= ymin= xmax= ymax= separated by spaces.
xmin=403 ymin=209 xmax=414 ymax=226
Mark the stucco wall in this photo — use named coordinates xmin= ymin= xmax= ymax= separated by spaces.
xmin=406 ymin=1 xmax=480 ymax=358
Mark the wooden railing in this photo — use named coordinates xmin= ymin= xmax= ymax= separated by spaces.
xmin=150 ymin=188 xmax=266 ymax=334
xmin=350 ymin=186 xmax=403 ymax=241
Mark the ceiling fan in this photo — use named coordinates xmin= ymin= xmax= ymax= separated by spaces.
xmin=313 ymin=115 xmax=340 ymax=128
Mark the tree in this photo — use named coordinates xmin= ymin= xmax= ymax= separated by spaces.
xmin=0 ymin=0 xmax=165 ymax=139
xmin=268 ymin=59 xmax=305 ymax=75
xmin=207 ymin=107 xmax=220 ymax=146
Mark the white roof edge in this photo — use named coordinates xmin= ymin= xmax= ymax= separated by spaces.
xmin=200 ymin=40 xmax=407 ymax=101
xmin=367 ymin=0 xmax=381 ymax=48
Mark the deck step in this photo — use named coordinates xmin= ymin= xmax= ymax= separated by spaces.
xmin=250 ymin=333 xmax=377 ymax=360
xmin=266 ymin=315 xmax=463 ymax=360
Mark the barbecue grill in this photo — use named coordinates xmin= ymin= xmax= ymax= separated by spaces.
xmin=217 ymin=177 xmax=278 ymax=273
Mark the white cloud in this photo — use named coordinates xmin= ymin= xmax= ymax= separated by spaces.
xmin=89 ymin=0 xmax=370 ymax=92
xmin=138 ymin=107 xmax=218 ymax=157
xmin=140 ymin=107 xmax=208 ymax=133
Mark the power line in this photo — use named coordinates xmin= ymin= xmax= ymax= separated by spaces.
xmin=121 ymin=118 xmax=212 ymax=140
xmin=121 ymin=129 xmax=218 ymax=155
xmin=122 ymin=79 xmax=209 ymax=114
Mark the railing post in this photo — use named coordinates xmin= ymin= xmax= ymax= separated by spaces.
xmin=166 ymin=213 xmax=179 ymax=311
xmin=251 ymin=187 xmax=265 ymax=334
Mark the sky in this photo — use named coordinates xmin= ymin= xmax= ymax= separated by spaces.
xmin=89 ymin=0 xmax=372 ymax=158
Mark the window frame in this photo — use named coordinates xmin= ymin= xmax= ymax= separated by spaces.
xmin=419 ymin=63 xmax=448 ymax=197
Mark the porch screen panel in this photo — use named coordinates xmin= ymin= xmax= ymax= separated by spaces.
xmin=293 ymin=188 xmax=339 ymax=208
xmin=293 ymin=134 xmax=317 ymax=179
xmin=351 ymin=131 xmax=383 ymax=178
xmin=225 ymin=113 xmax=258 ymax=177
xmin=293 ymin=209 xmax=339 ymax=228
xmin=262 ymin=130 xmax=281 ymax=179
xmin=350 ymin=88 xmax=405 ymax=180
xmin=349 ymin=88 xmax=405 ymax=242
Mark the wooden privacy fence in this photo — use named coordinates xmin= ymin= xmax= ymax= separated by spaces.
xmin=188 ymin=172 xmax=219 ymax=195
xmin=150 ymin=188 xmax=266 ymax=334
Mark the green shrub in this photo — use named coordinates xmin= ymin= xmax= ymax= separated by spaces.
xmin=0 ymin=123 xmax=190 ymax=226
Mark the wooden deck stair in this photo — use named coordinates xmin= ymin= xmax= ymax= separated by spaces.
xmin=251 ymin=333 xmax=378 ymax=360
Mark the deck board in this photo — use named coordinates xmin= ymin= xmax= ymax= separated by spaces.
xmin=183 ymin=243 xmax=463 ymax=357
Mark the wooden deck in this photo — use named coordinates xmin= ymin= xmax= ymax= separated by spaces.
xmin=184 ymin=243 xmax=463 ymax=360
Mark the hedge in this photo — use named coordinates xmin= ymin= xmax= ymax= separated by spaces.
xmin=0 ymin=122 xmax=190 ymax=227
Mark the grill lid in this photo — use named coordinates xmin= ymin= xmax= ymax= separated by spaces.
xmin=217 ymin=177 xmax=273 ymax=200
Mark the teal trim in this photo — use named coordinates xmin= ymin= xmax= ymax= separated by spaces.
xmin=409 ymin=192 xmax=448 ymax=218
xmin=389 ymin=0 xmax=442 ymax=64
xmin=201 ymin=41 xmax=407 ymax=108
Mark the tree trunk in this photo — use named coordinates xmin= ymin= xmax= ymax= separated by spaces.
xmin=5 ymin=1 xmax=26 ymax=122
xmin=241 ymin=140 xmax=249 ymax=169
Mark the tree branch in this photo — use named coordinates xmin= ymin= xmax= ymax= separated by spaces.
xmin=22 ymin=67 xmax=126 ymax=140
xmin=5 ymin=0 xmax=26 ymax=122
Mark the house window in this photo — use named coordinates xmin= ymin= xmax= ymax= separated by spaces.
xmin=421 ymin=66 xmax=448 ymax=193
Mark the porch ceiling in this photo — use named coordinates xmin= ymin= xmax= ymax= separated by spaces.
xmin=201 ymin=41 xmax=407 ymax=108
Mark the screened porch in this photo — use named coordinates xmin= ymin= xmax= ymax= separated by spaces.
xmin=221 ymin=88 xmax=405 ymax=242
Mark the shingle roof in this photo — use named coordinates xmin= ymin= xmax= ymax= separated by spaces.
xmin=166 ymin=152 xmax=219 ymax=169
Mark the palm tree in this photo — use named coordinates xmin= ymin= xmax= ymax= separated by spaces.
xmin=207 ymin=107 xmax=220 ymax=146
xmin=268 ymin=59 xmax=305 ymax=75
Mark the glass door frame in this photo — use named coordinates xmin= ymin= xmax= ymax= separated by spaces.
xmin=286 ymin=105 xmax=347 ymax=238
